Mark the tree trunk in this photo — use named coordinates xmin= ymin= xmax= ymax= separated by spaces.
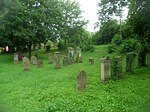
xmin=28 ymin=41 xmax=32 ymax=60
xmin=138 ymin=50 xmax=147 ymax=67
xmin=9 ymin=45 xmax=14 ymax=53
xmin=64 ymin=38 xmax=67 ymax=49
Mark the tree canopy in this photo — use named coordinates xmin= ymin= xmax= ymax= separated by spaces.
xmin=0 ymin=0 xmax=88 ymax=57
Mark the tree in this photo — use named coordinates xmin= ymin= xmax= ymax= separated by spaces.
xmin=128 ymin=0 xmax=150 ymax=67
xmin=1 ymin=0 xmax=87 ymax=55
xmin=58 ymin=0 xmax=87 ymax=48
xmin=93 ymin=20 xmax=119 ymax=45
xmin=97 ymin=0 xmax=129 ymax=40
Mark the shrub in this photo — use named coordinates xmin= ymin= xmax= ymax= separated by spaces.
xmin=107 ymin=44 xmax=116 ymax=54
xmin=120 ymin=38 xmax=140 ymax=54
xmin=112 ymin=34 xmax=123 ymax=46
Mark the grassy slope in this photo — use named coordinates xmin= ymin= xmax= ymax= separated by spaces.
xmin=0 ymin=45 xmax=150 ymax=112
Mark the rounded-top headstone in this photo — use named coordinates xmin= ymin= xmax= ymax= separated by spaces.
xmin=76 ymin=70 xmax=86 ymax=92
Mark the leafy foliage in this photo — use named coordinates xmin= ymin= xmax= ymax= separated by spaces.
xmin=93 ymin=20 xmax=119 ymax=45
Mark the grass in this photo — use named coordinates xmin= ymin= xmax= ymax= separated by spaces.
xmin=0 ymin=45 xmax=150 ymax=112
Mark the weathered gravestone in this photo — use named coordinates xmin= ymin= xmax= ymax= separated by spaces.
xmin=76 ymin=70 xmax=86 ymax=92
xmin=54 ymin=52 xmax=61 ymax=69
xmin=18 ymin=51 xmax=23 ymax=61
xmin=100 ymin=57 xmax=111 ymax=82
xmin=31 ymin=56 xmax=38 ymax=65
xmin=48 ymin=53 xmax=53 ymax=64
xmin=89 ymin=58 xmax=94 ymax=65
xmin=37 ymin=59 xmax=43 ymax=68
xmin=23 ymin=57 xmax=30 ymax=71
xmin=76 ymin=47 xmax=82 ymax=63
xmin=68 ymin=47 xmax=74 ymax=64
xmin=63 ymin=56 xmax=69 ymax=65
xmin=14 ymin=53 xmax=19 ymax=64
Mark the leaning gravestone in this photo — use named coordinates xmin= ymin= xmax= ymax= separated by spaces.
xmin=100 ymin=57 xmax=111 ymax=82
xmin=48 ymin=53 xmax=53 ymax=64
xmin=54 ymin=52 xmax=61 ymax=69
xmin=37 ymin=59 xmax=43 ymax=68
xmin=89 ymin=58 xmax=94 ymax=65
xmin=14 ymin=53 xmax=19 ymax=64
xmin=76 ymin=47 xmax=82 ymax=63
xmin=23 ymin=57 xmax=30 ymax=71
xmin=76 ymin=70 xmax=86 ymax=92
xmin=63 ymin=56 xmax=69 ymax=65
xmin=31 ymin=56 xmax=38 ymax=65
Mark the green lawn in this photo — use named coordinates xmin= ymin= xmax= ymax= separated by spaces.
xmin=0 ymin=45 xmax=150 ymax=112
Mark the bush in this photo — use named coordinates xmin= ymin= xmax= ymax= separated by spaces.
xmin=120 ymin=38 xmax=140 ymax=54
xmin=89 ymin=45 xmax=94 ymax=52
xmin=107 ymin=44 xmax=116 ymax=54
xmin=80 ymin=43 xmax=94 ymax=52
xmin=112 ymin=34 xmax=122 ymax=46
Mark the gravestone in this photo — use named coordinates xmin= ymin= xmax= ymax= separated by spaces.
xmin=31 ymin=56 xmax=38 ymax=65
xmin=76 ymin=70 xmax=86 ymax=92
xmin=69 ymin=47 xmax=74 ymax=64
xmin=14 ymin=53 xmax=19 ymax=64
xmin=63 ymin=56 xmax=69 ymax=65
xmin=89 ymin=58 xmax=94 ymax=65
xmin=48 ymin=53 xmax=53 ymax=64
xmin=76 ymin=47 xmax=82 ymax=63
xmin=18 ymin=51 xmax=23 ymax=61
xmin=37 ymin=59 xmax=43 ymax=68
xmin=23 ymin=57 xmax=30 ymax=71
xmin=100 ymin=57 xmax=111 ymax=82
xmin=54 ymin=52 xmax=61 ymax=69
